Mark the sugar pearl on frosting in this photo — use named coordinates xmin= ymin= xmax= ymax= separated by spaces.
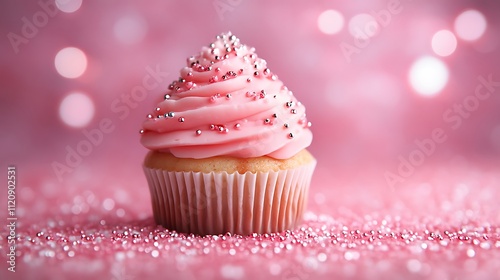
xmin=195 ymin=129 xmax=202 ymax=135
xmin=210 ymin=93 xmax=221 ymax=103
xmin=209 ymin=76 xmax=219 ymax=83
xmin=260 ymin=90 xmax=266 ymax=98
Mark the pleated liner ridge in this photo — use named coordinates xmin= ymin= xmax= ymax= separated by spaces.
xmin=143 ymin=161 xmax=316 ymax=235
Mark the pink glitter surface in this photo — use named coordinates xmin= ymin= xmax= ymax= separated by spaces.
xmin=1 ymin=0 xmax=500 ymax=279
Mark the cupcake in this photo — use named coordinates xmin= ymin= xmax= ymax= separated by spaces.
xmin=140 ymin=32 xmax=315 ymax=235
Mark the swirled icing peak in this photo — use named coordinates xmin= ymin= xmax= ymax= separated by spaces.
xmin=140 ymin=32 xmax=312 ymax=159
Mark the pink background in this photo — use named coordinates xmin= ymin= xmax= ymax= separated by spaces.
xmin=1 ymin=0 xmax=500 ymax=279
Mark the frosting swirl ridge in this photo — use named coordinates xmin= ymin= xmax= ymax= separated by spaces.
xmin=140 ymin=32 xmax=312 ymax=159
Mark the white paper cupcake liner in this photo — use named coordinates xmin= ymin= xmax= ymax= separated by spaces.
xmin=143 ymin=161 xmax=316 ymax=235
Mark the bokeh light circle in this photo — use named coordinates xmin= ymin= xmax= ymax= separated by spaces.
xmin=317 ymin=10 xmax=344 ymax=35
xmin=408 ymin=56 xmax=449 ymax=97
xmin=55 ymin=0 xmax=82 ymax=13
xmin=54 ymin=47 xmax=88 ymax=78
xmin=114 ymin=15 xmax=148 ymax=45
xmin=431 ymin=30 xmax=457 ymax=57
xmin=349 ymin=13 xmax=379 ymax=39
xmin=59 ymin=92 xmax=95 ymax=128
xmin=454 ymin=9 xmax=487 ymax=41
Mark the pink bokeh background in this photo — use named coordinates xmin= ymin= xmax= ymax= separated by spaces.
xmin=1 ymin=0 xmax=500 ymax=279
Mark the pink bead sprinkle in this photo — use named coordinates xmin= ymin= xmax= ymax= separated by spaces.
xmin=209 ymin=76 xmax=218 ymax=83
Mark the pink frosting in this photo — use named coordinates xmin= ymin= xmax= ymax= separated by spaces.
xmin=140 ymin=32 xmax=312 ymax=159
